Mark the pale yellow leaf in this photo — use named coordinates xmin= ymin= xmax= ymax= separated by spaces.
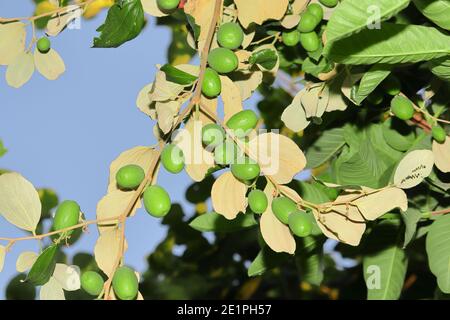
xmin=234 ymin=0 xmax=289 ymax=28
xmin=149 ymin=70 xmax=184 ymax=102
xmin=53 ymin=264 xmax=80 ymax=291
xmin=394 ymin=149 xmax=434 ymax=189
xmin=279 ymin=185 xmax=302 ymax=203
xmin=248 ymin=132 xmax=306 ymax=184
xmin=211 ymin=172 xmax=248 ymax=220
xmin=354 ymin=187 xmax=408 ymax=220
xmin=184 ymin=0 xmax=216 ymax=52
xmin=16 ymin=251 xmax=38 ymax=273
xmin=40 ymin=277 xmax=65 ymax=300
xmin=0 ymin=172 xmax=41 ymax=231
xmin=235 ymin=50 xmax=251 ymax=70
xmin=46 ymin=5 xmax=83 ymax=36
xmin=291 ymin=0 xmax=309 ymax=14
xmin=260 ymin=183 xmax=296 ymax=254
xmin=220 ymin=76 xmax=243 ymax=122
xmin=0 ymin=22 xmax=26 ymax=65
xmin=6 ymin=51 xmax=34 ymax=88
xmin=173 ymin=118 xmax=215 ymax=181
xmin=281 ymin=15 xmax=301 ymax=29
xmin=137 ymin=291 xmax=144 ymax=300
xmin=281 ymin=89 xmax=310 ymax=132
xmin=34 ymin=48 xmax=65 ymax=80
xmin=176 ymin=64 xmax=200 ymax=76
xmin=94 ymin=228 xmax=127 ymax=277
xmin=108 ymin=146 xmax=157 ymax=192
xmin=0 ymin=246 xmax=5 ymax=273
xmin=241 ymin=25 xmax=256 ymax=49
xmin=136 ymin=82 xmax=156 ymax=118
xmin=156 ymin=100 xmax=180 ymax=134
xmin=301 ymin=84 xmax=328 ymax=118
xmin=233 ymin=70 xmax=263 ymax=101
xmin=141 ymin=0 xmax=169 ymax=17
xmin=432 ymin=137 xmax=450 ymax=173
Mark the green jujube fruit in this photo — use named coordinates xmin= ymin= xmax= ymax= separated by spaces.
xmin=319 ymin=0 xmax=338 ymax=7
xmin=231 ymin=158 xmax=260 ymax=181
xmin=271 ymin=197 xmax=297 ymax=224
xmin=307 ymin=3 xmax=324 ymax=21
xmin=382 ymin=75 xmax=402 ymax=96
xmin=143 ymin=185 xmax=171 ymax=218
xmin=432 ymin=125 xmax=446 ymax=143
xmin=282 ymin=30 xmax=301 ymax=47
xmin=217 ymin=22 xmax=244 ymax=49
xmin=225 ymin=109 xmax=258 ymax=137
xmin=300 ymin=31 xmax=320 ymax=52
xmin=390 ymin=96 xmax=415 ymax=120
xmin=202 ymin=123 xmax=225 ymax=148
xmin=112 ymin=266 xmax=138 ymax=300
xmin=81 ymin=271 xmax=104 ymax=296
xmin=248 ymin=189 xmax=268 ymax=214
xmin=37 ymin=37 xmax=51 ymax=54
xmin=214 ymin=141 xmax=238 ymax=165
xmin=202 ymin=68 xmax=221 ymax=98
xmin=297 ymin=12 xmax=320 ymax=33
xmin=161 ymin=144 xmax=185 ymax=174
xmin=53 ymin=200 xmax=80 ymax=233
xmin=156 ymin=0 xmax=180 ymax=11
xmin=116 ymin=164 xmax=145 ymax=190
xmin=207 ymin=48 xmax=238 ymax=74
xmin=288 ymin=211 xmax=313 ymax=237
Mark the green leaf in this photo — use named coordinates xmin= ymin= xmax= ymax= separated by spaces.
xmin=248 ymin=246 xmax=289 ymax=277
xmin=93 ymin=0 xmax=144 ymax=48
xmin=306 ymin=127 xmax=346 ymax=169
xmin=0 ymin=139 xmax=6 ymax=158
xmin=429 ymin=57 xmax=450 ymax=82
xmin=382 ymin=119 xmax=415 ymax=152
xmin=296 ymin=236 xmax=325 ymax=286
xmin=412 ymin=0 xmax=450 ymax=30
xmin=426 ymin=214 xmax=450 ymax=293
xmin=401 ymin=208 xmax=423 ymax=247
xmin=363 ymin=220 xmax=408 ymax=300
xmin=25 ymin=245 xmax=58 ymax=286
xmin=189 ymin=212 xmax=257 ymax=233
xmin=353 ymin=64 xmax=391 ymax=104
xmin=326 ymin=23 xmax=450 ymax=65
xmin=186 ymin=14 xmax=200 ymax=41
xmin=160 ymin=64 xmax=197 ymax=85
xmin=325 ymin=0 xmax=410 ymax=44
xmin=301 ymin=57 xmax=333 ymax=78
xmin=249 ymin=49 xmax=278 ymax=70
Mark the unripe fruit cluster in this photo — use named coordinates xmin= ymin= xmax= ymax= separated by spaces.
xmin=271 ymin=196 xmax=313 ymax=237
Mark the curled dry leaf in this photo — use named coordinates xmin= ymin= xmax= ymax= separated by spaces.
xmin=220 ymin=76 xmax=243 ymax=123
xmin=249 ymin=132 xmax=306 ymax=184
xmin=184 ymin=0 xmax=216 ymax=52
xmin=46 ymin=5 xmax=83 ymax=36
xmin=432 ymin=137 xmax=450 ymax=173
xmin=149 ymin=70 xmax=185 ymax=102
xmin=394 ymin=149 xmax=435 ymax=189
xmin=0 ymin=22 xmax=26 ymax=66
xmin=136 ymin=82 xmax=157 ymax=118
xmin=281 ymin=89 xmax=310 ymax=132
xmin=94 ymin=228 xmax=128 ymax=277
xmin=302 ymin=83 xmax=328 ymax=118
xmin=211 ymin=171 xmax=248 ymax=220
xmin=140 ymin=0 xmax=169 ymax=17
xmin=108 ymin=146 xmax=158 ymax=192
xmin=234 ymin=0 xmax=289 ymax=29
xmin=40 ymin=277 xmax=65 ymax=300
xmin=6 ymin=51 xmax=35 ymax=88
xmin=16 ymin=251 xmax=38 ymax=273
xmin=0 ymin=172 xmax=41 ymax=232
xmin=260 ymin=183 xmax=296 ymax=254
xmin=0 ymin=246 xmax=5 ymax=273
xmin=53 ymin=264 xmax=81 ymax=291
xmin=156 ymin=100 xmax=180 ymax=134
xmin=34 ymin=48 xmax=66 ymax=80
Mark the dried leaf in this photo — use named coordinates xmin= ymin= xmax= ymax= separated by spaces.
xmin=53 ymin=264 xmax=80 ymax=291
xmin=234 ymin=0 xmax=289 ymax=28
xmin=6 ymin=51 xmax=35 ymax=88
xmin=281 ymin=89 xmax=310 ymax=132
xmin=0 ymin=172 xmax=41 ymax=231
xmin=354 ymin=187 xmax=408 ymax=220
xmin=432 ymin=137 xmax=450 ymax=173
xmin=16 ymin=251 xmax=38 ymax=273
xmin=281 ymin=14 xmax=301 ymax=29
xmin=184 ymin=0 xmax=216 ymax=52
xmin=291 ymin=0 xmax=309 ymax=14
xmin=141 ymin=0 xmax=169 ymax=17
xmin=94 ymin=228 xmax=127 ymax=277
xmin=211 ymin=172 xmax=248 ymax=220
xmin=220 ymin=76 xmax=243 ymax=122
xmin=0 ymin=22 xmax=26 ymax=65
xmin=155 ymin=100 xmax=180 ymax=134
xmin=136 ymin=82 xmax=156 ymax=118
xmin=149 ymin=70 xmax=184 ymax=102
xmin=46 ymin=5 xmax=83 ymax=36
xmin=40 ymin=277 xmax=65 ymax=300
xmin=233 ymin=70 xmax=263 ymax=101
xmin=394 ymin=149 xmax=434 ymax=189
xmin=249 ymin=133 xmax=306 ymax=184
xmin=34 ymin=48 xmax=65 ymax=80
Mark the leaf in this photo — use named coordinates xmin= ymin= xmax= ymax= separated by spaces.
xmin=160 ymin=64 xmax=197 ymax=85
xmin=108 ymin=146 xmax=157 ymax=192
xmin=249 ymin=132 xmax=307 ymax=184
xmin=401 ymin=208 xmax=422 ymax=248
xmin=52 ymin=264 xmax=81 ymax=291
xmin=46 ymin=5 xmax=83 ymax=37
xmin=156 ymin=100 xmax=180 ymax=134
xmin=0 ymin=22 xmax=26 ymax=65
xmin=412 ymin=0 xmax=450 ymax=30
xmin=231 ymin=70 xmax=263 ymax=101
xmin=220 ymin=76 xmax=243 ymax=123
xmin=394 ymin=149 xmax=435 ymax=189
xmin=260 ymin=183 xmax=296 ymax=254
xmin=234 ymin=0 xmax=289 ymax=29
xmin=248 ymin=246 xmax=289 ymax=277
xmin=5 ymin=51 xmax=35 ymax=88
xmin=353 ymin=64 xmax=391 ymax=104
xmin=184 ymin=0 xmax=216 ymax=52
xmin=211 ymin=172 xmax=248 ymax=220
xmin=141 ymin=0 xmax=169 ymax=17
xmin=94 ymin=228 xmax=127 ymax=277
xmin=296 ymin=236 xmax=325 ymax=286
xmin=0 ymin=139 xmax=6 ymax=158
xmin=149 ymin=70 xmax=185 ymax=102
xmin=93 ymin=0 xmax=145 ymax=48
xmin=429 ymin=57 xmax=450 ymax=82
xmin=34 ymin=48 xmax=65 ymax=80
xmin=97 ymin=190 xmax=140 ymax=233
xmin=40 ymin=277 xmax=65 ymax=300
xmin=0 ymin=172 xmax=41 ymax=232
xmin=426 ymin=214 xmax=450 ymax=293
xmin=324 ymin=0 xmax=410 ymax=44
xmin=16 ymin=251 xmax=38 ymax=273
xmin=0 ymin=246 xmax=5 ymax=273
xmin=354 ymin=187 xmax=408 ymax=220
xmin=26 ymin=245 xmax=58 ymax=286
xmin=326 ymin=23 xmax=450 ymax=65
xmin=306 ymin=127 xmax=345 ymax=169
xmin=363 ymin=220 xmax=408 ymax=300
xmin=249 ymin=48 xmax=278 ymax=71
xmin=189 ymin=212 xmax=257 ymax=232
xmin=281 ymin=89 xmax=311 ymax=132
xmin=432 ymin=137 xmax=450 ymax=173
